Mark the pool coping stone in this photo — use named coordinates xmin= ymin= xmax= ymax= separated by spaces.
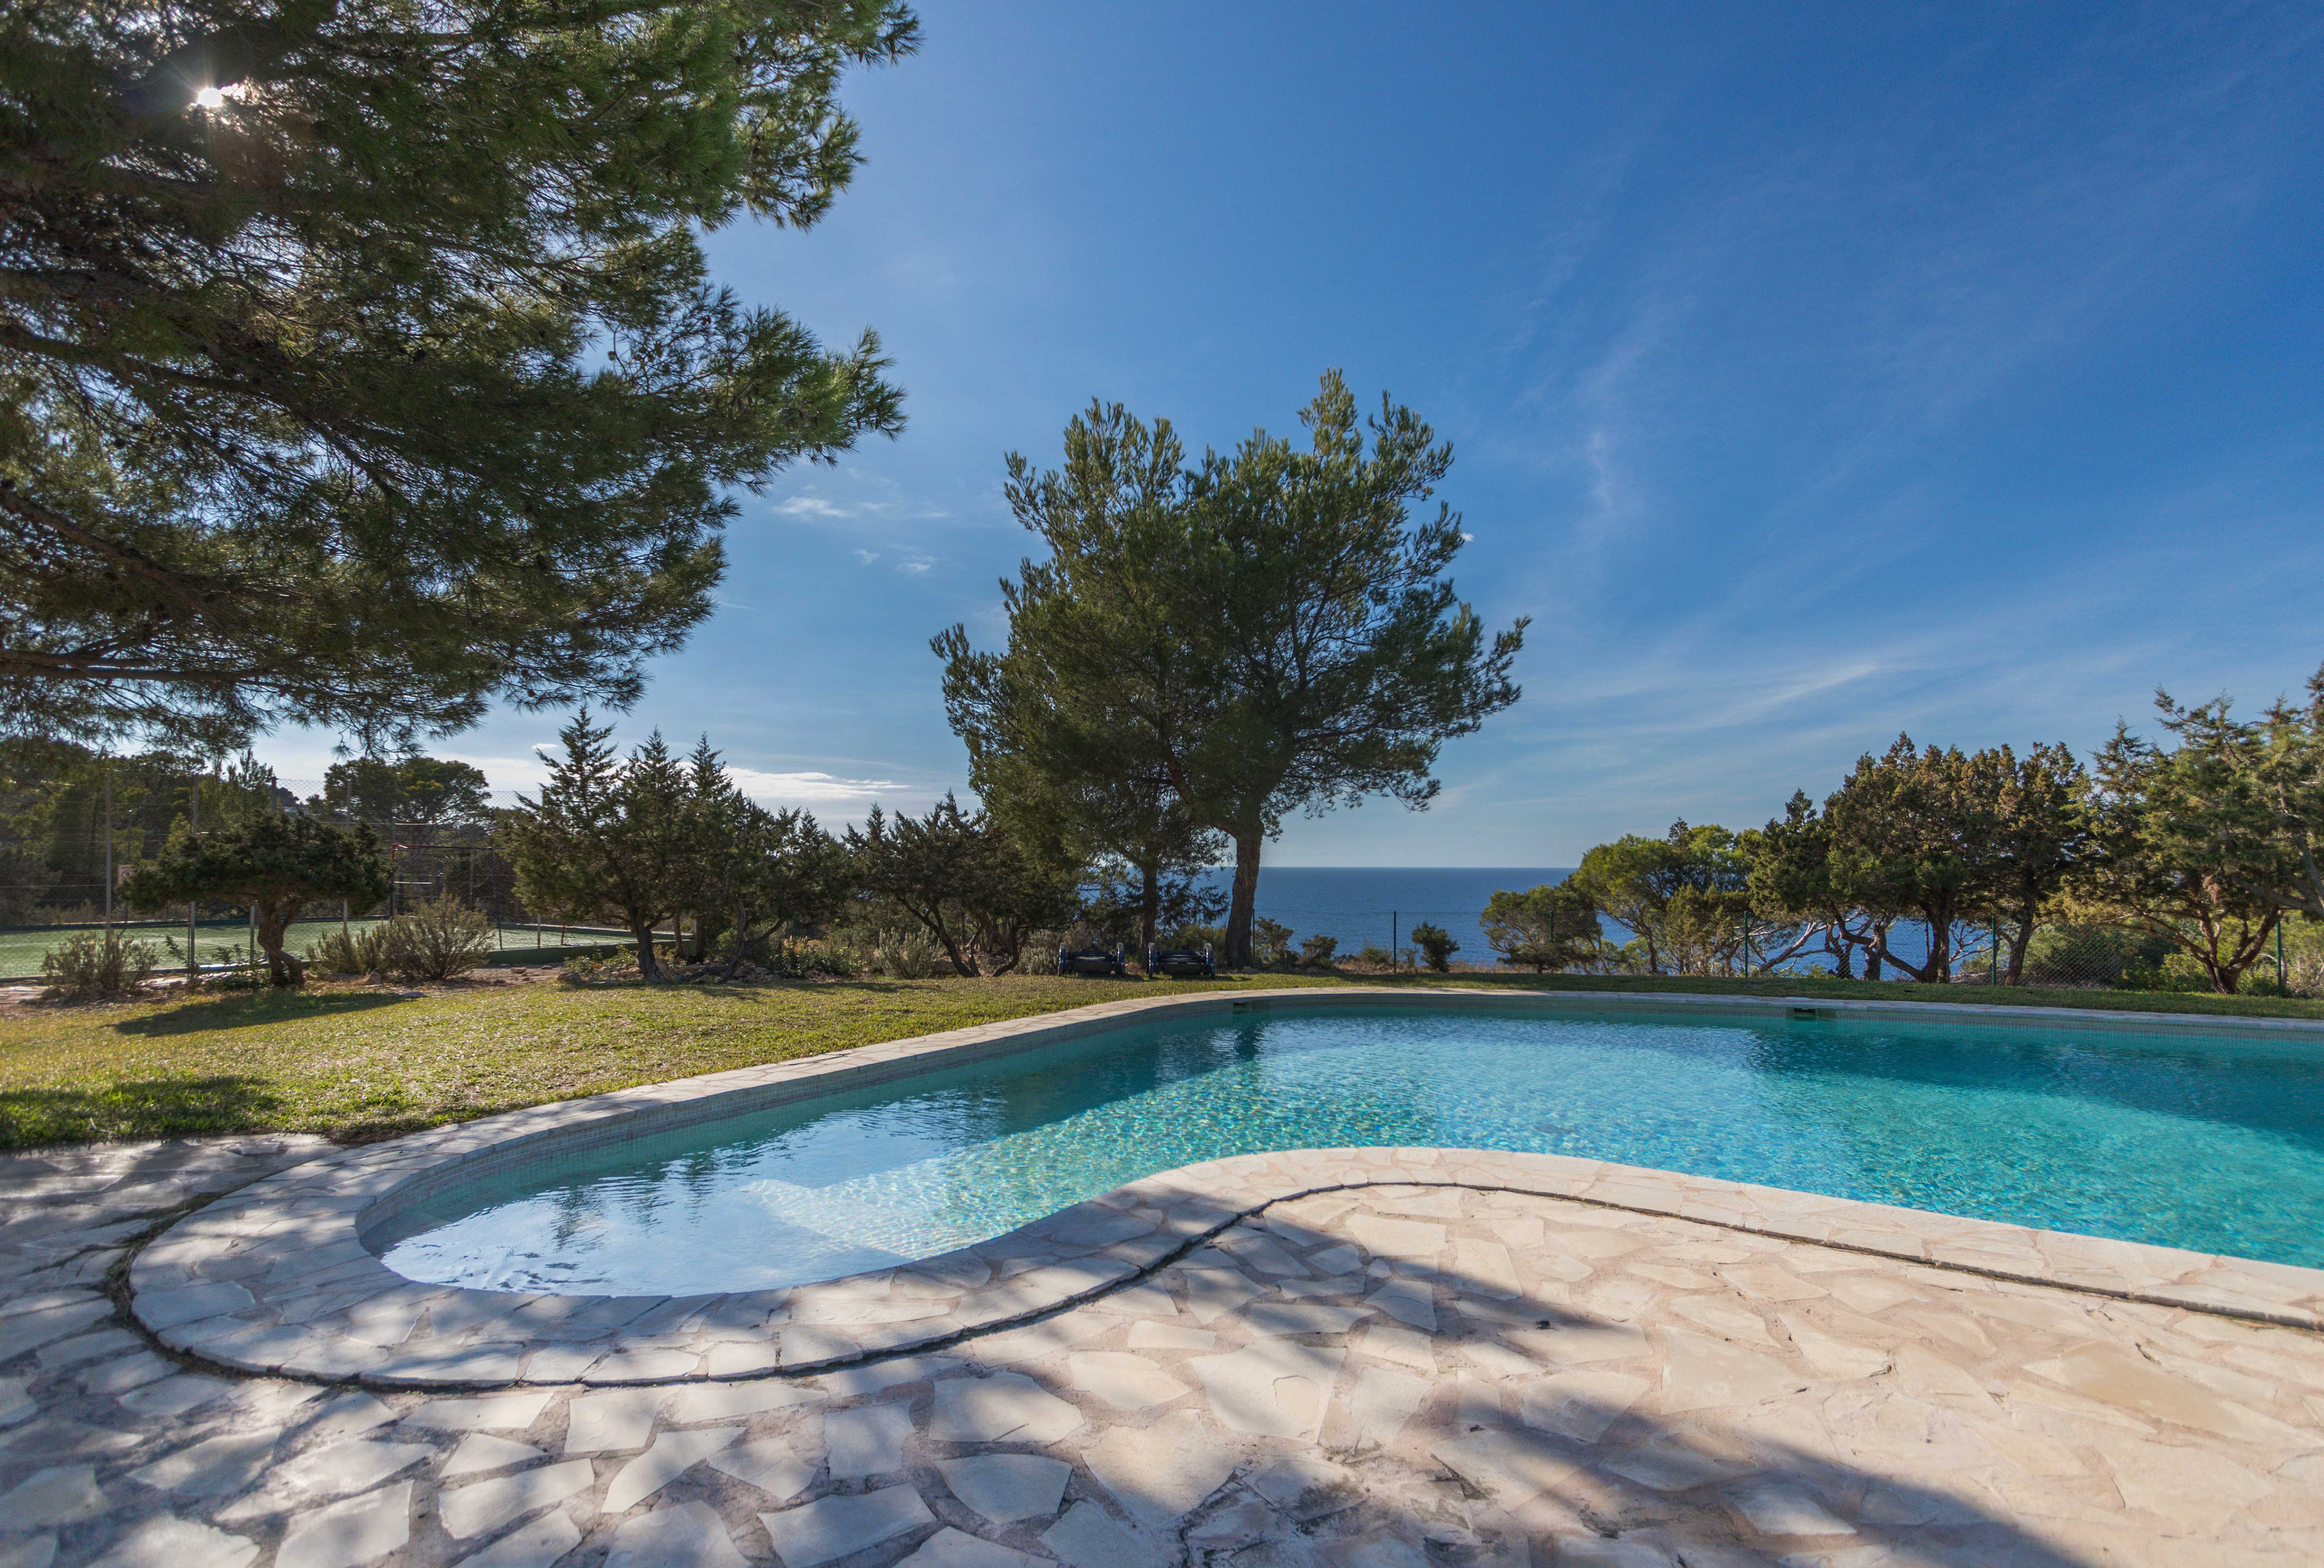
xmin=126 ymin=985 xmax=2324 ymax=1387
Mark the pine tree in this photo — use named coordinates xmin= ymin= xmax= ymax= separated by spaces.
xmin=943 ymin=379 xmax=1527 ymax=969
xmin=123 ymin=811 xmax=389 ymax=985
xmin=2 ymin=0 xmax=916 ymax=749
xmin=500 ymin=711 xmax=696 ymax=978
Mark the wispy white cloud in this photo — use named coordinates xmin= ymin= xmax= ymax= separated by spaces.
xmin=771 ymin=496 xmax=855 ymax=520
xmin=764 ymin=477 xmax=955 ymax=528
xmin=853 ymin=549 xmax=880 ymax=565
xmin=726 ymin=768 xmax=910 ymax=806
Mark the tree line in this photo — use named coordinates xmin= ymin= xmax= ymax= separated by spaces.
xmin=46 ymin=666 xmax=2324 ymax=997
xmin=1480 ymin=678 xmax=2324 ymax=995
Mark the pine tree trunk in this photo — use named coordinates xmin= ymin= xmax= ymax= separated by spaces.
xmin=1223 ymin=831 xmax=1263 ymax=969
xmin=2006 ymin=905 xmax=2034 ymax=986
xmin=1925 ymin=920 xmax=1951 ymax=983
xmin=631 ymin=920 xmax=660 ymax=980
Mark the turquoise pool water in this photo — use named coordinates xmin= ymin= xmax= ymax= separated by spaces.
xmin=373 ymin=1005 xmax=2324 ymax=1295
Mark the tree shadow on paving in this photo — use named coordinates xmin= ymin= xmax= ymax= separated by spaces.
xmin=0 ymin=1076 xmax=285 ymax=1148
xmin=111 ymin=988 xmax=408 ymax=1036
xmin=900 ymin=1233 xmax=2124 ymax=1567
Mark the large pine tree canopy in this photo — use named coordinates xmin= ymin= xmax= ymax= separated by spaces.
xmin=0 ymin=0 xmax=915 ymax=751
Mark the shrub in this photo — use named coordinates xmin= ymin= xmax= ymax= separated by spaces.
xmin=2118 ymin=950 xmax=2227 ymax=994
xmin=2019 ymin=923 xmax=2171 ymax=989
xmin=872 ymin=932 xmax=939 ymax=979
xmin=42 ymin=929 xmax=159 ymax=1000
xmin=760 ymin=939 xmax=858 ymax=980
xmin=1350 ymin=942 xmax=1395 ymax=971
xmin=378 ymin=899 xmax=496 ymax=981
xmin=306 ymin=923 xmax=390 ymax=976
xmin=1251 ymin=917 xmax=1295 ymax=969
xmin=1298 ymin=933 xmax=1339 ymax=969
xmin=559 ymin=953 xmax=629 ymax=985
xmin=1410 ymin=922 xmax=1458 ymax=972
xmin=1164 ymin=922 xmax=1227 ymax=952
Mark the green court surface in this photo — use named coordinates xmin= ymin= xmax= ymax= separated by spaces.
xmin=0 ymin=918 xmax=629 ymax=980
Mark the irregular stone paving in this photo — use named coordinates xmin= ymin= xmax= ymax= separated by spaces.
xmin=8 ymin=1138 xmax=2324 ymax=1566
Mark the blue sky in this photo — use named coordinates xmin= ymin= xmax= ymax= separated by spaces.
xmin=261 ymin=2 xmax=2324 ymax=865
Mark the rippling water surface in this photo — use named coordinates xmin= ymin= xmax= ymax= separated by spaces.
xmin=374 ymin=1006 xmax=2324 ymax=1294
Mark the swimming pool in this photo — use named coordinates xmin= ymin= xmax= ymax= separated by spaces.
xmin=372 ymin=1003 xmax=2324 ymax=1295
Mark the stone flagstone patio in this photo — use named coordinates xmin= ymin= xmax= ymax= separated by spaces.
xmin=5 ymin=1131 xmax=2324 ymax=1568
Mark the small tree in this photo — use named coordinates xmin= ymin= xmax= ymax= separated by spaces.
xmin=1825 ymin=737 xmax=2002 ymax=982
xmin=2132 ymin=674 xmax=2324 ymax=927
xmin=1741 ymin=793 xmax=1880 ymax=978
xmin=1481 ymin=884 xmax=1602 ymax=973
xmin=933 ymin=405 xmax=1222 ymax=961
xmin=1074 ymin=857 xmax=1226 ymax=956
xmin=845 ymin=796 xmax=1076 ymax=976
xmin=1977 ymin=743 xmax=2089 ymax=983
xmin=123 ymin=813 xmax=388 ymax=985
xmin=1570 ymin=822 xmax=1749 ymax=975
xmin=499 ymin=712 xmax=695 ymax=979
xmin=1409 ymin=922 xmax=1459 ymax=972
xmin=2071 ymin=721 xmax=2284 ymax=993
xmin=684 ymin=740 xmax=853 ymax=978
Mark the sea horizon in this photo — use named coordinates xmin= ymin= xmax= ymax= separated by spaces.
xmin=1190 ymin=865 xmax=1574 ymax=961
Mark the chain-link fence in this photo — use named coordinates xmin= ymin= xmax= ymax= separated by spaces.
xmin=0 ymin=770 xmax=545 ymax=922
xmin=0 ymin=915 xmax=635 ymax=984
xmin=0 ymin=771 xmax=631 ymax=981
xmin=1186 ymin=906 xmax=2316 ymax=997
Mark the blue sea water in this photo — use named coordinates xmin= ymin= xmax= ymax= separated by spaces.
xmin=1200 ymin=865 xmax=1574 ymax=962
xmin=1219 ymin=865 xmax=1960 ymax=972
xmin=375 ymin=1003 xmax=2324 ymax=1295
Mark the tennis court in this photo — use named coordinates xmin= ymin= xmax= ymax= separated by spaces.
xmin=0 ymin=918 xmax=632 ymax=981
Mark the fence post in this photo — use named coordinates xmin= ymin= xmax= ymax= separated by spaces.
xmin=102 ymin=758 xmax=113 ymax=938
xmin=186 ymin=770 xmax=199 ymax=982
xmin=1992 ymin=919 xmax=2000 ymax=986
xmin=1391 ymin=912 xmax=1398 ymax=974
xmin=2279 ymin=920 xmax=2287 ymax=995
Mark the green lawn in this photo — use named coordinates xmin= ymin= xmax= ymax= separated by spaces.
xmin=4 ymin=968 xmax=2320 ymax=1150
